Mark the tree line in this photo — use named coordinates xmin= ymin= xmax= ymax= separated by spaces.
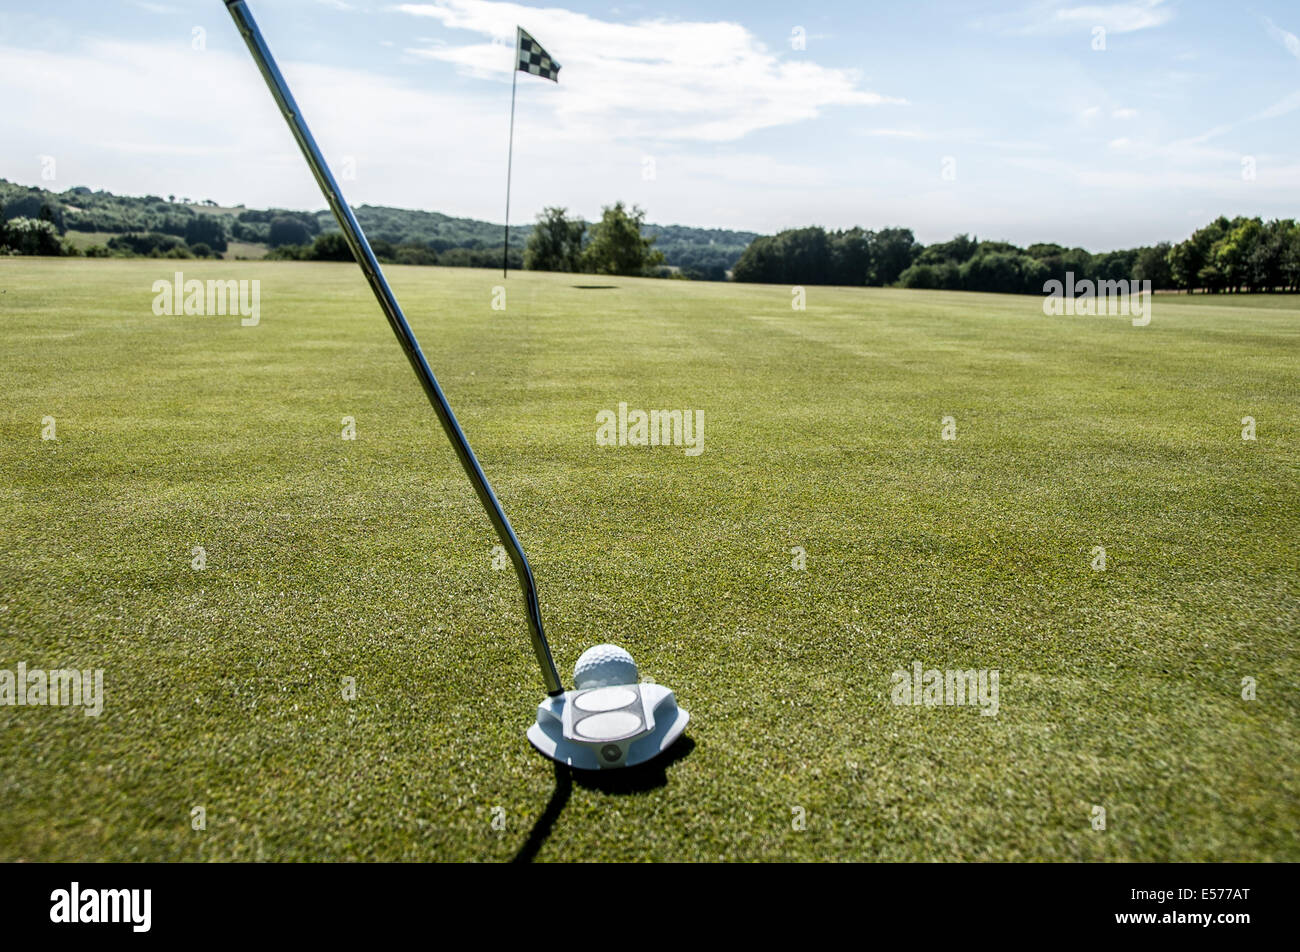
xmin=4 ymin=177 xmax=1298 ymax=292
xmin=0 ymin=178 xmax=745 ymax=276
xmin=730 ymin=218 xmax=1300 ymax=293
xmin=265 ymin=229 xmax=524 ymax=270
xmin=524 ymin=203 xmax=666 ymax=276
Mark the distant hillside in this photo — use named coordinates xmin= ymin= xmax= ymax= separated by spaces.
xmin=0 ymin=178 xmax=757 ymax=278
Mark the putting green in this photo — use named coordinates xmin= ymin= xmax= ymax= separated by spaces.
xmin=1 ymin=258 xmax=1296 ymax=861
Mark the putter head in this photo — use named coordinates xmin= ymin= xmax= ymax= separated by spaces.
xmin=528 ymin=682 xmax=689 ymax=770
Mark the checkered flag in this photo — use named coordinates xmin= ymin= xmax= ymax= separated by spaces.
xmin=503 ymin=26 xmax=560 ymax=279
xmin=516 ymin=27 xmax=560 ymax=82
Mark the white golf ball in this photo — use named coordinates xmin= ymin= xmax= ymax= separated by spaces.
xmin=572 ymin=644 xmax=639 ymax=690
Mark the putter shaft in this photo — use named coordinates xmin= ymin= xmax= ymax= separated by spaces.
xmin=224 ymin=0 xmax=564 ymax=696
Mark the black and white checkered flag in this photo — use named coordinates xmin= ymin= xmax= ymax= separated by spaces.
xmin=516 ymin=27 xmax=560 ymax=82
xmin=503 ymin=26 xmax=559 ymax=278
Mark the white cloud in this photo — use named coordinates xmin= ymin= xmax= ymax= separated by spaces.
xmin=1003 ymin=152 xmax=1300 ymax=196
xmin=1112 ymin=107 xmax=1138 ymax=119
xmin=395 ymin=0 xmax=904 ymax=142
xmin=0 ymin=39 xmax=508 ymax=213
xmin=978 ymin=0 xmax=1173 ymax=36
xmin=0 ymin=34 xmax=887 ymax=232
xmin=1170 ymin=89 xmax=1300 ymax=149
xmin=1077 ymin=163 xmax=1300 ymax=190
xmin=1 ymin=0 xmax=1291 ymax=248
xmin=1265 ymin=18 xmax=1300 ymax=59
xmin=1252 ymin=88 xmax=1300 ymax=121
xmin=1053 ymin=0 xmax=1172 ymax=33
xmin=861 ymin=128 xmax=932 ymax=139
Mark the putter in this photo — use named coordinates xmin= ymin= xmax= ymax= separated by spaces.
xmin=224 ymin=0 xmax=687 ymax=769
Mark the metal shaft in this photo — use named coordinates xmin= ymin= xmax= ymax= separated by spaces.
xmin=224 ymin=0 xmax=564 ymax=696
xmin=502 ymin=62 xmax=518 ymax=280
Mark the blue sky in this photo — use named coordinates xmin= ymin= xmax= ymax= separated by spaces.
xmin=1 ymin=0 xmax=1297 ymax=249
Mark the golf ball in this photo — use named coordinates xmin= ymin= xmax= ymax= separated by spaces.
xmin=572 ymin=644 xmax=639 ymax=690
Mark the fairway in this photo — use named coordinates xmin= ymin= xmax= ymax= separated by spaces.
xmin=1 ymin=258 xmax=1297 ymax=862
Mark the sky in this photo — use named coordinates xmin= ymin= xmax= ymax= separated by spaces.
xmin=1 ymin=0 xmax=1297 ymax=250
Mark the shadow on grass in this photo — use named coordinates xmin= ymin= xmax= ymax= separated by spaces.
xmin=571 ymin=285 xmax=618 ymax=290
xmin=572 ymin=735 xmax=694 ymax=795
xmin=512 ymin=761 xmax=572 ymax=864
xmin=511 ymin=735 xmax=694 ymax=863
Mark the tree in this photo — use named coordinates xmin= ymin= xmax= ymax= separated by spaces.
xmin=395 ymin=244 xmax=438 ymax=266
xmin=524 ymin=206 xmax=585 ymax=272
xmin=231 ymin=220 xmax=270 ymax=243
xmin=731 ymin=234 xmax=781 ymax=283
xmin=264 ymin=243 xmax=309 ymax=260
xmin=1024 ymin=242 xmax=1066 ymax=260
xmin=1196 ymin=262 xmax=1226 ymax=293
xmin=1024 ymin=243 xmax=1097 ymax=290
xmin=1250 ymin=219 xmax=1291 ymax=291
xmin=0 ymin=217 xmax=63 ymax=255
xmin=1166 ymin=242 xmax=1198 ymax=293
xmin=369 ymin=238 xmax=397 ymax=262
xmin=106 ymin=231 xmax=188 ymax=256
xmin=1093 ymin=249 xmax=1138 ymax=282
xmin=869 ymin=227 xmax=918 ymax=285
xmin=268 ymin=215 xmax=312 ymax=248
xmin=829 ymin=227 xmax=872 ymax=284
xmin=772 ymin=227 xmax=832 ymax=284
xmin=960 ymin=252 xmax=1047 ymax=294
xmin=1133 ymin=242 xmax=1172 ymax=289
xmin=310 ymin=232 xmax=353 ymax=261
xmin=184 ymin=215 xmax=228 ymax=252
xmin=3 ymin=194 xmax=64 ymax=232
xmin=898 ymin=262 xmax=941 ymax=289
xmin=898 ymin=260 xmax=960 ymax=290
xmin=1213 ymin=217 xmax=1262 ymax=292
xmin=1281 ymin=221 xmax=1300 ymax=291
xmin=920 ymin=234 xmax=979 ymax=266
xmin=1168 ymin=217 xmax=1229 ymax=292
xmin=731 ymin=227 xmax=831 ymax=284
xmin=580 ymin=202 xmax=664 ymax=276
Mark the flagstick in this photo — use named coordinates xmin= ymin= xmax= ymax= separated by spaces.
xmin=502 ymin=33 xmax=519 ymax=279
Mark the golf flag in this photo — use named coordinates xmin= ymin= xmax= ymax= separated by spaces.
xmin=503 ymin=27 xmax=560 ymax=277
xmin=516 ymin=27 xmax=560 ymax=82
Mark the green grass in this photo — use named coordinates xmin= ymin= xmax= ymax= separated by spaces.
xmin=1 ymin=258 xmax=1296 ymax=862
xmin=222 ymin=240 xmax=268 ymax=260
xmin=60 ymin=231 xmax=118 ymax=251
xmin=61 ymin=231 xmax=268 ymax=260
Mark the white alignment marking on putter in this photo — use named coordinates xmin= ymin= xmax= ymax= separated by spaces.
xmin=574 ymin=711 xmax=642 ymax=740
xmin=573 ymin=686 xmax=637 ymax=712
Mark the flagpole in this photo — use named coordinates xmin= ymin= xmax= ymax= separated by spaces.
xmin=503 ymin=29 xmax=519 ymax=279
